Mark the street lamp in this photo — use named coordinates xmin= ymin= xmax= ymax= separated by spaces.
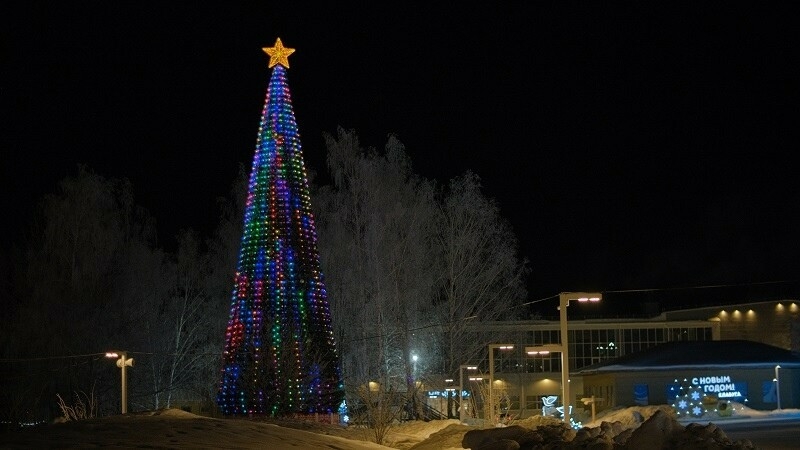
xmin=412 ymin=354 xmax=418 ymax=377
xmin=775 ymin=365 xmax=782 ymax=410
xmin=525 ymin=344 xmax=564 ymax=355
xmin=444 ymin=377 xmax=455 ymax=418
xmin=459 ymin=364 xmax=478 ymax=423
xmin=488 ymin=344 xmax=514 ymax=424
xmin=526 ymin=344 xmax=564 ymax=415
xmin=105 ymin=351 xmax=134 ymax=414
xmin=559 ymin=292 xmax=601 ymax=425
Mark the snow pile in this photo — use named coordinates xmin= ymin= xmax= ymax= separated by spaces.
xmin=4 ymin=405 xmax=797 ymax=449
xmin=1 ymin=409 xmax=392 ymax=450
xmin=582 ymin=403 xmax=675 ymax=429
xmin=459 ymin=410 xmax=757 ymax=449
xmin=128 ymin=408 xmax=203 ymax=419
xmin=382 ymin=419 xmax=464 ymax=448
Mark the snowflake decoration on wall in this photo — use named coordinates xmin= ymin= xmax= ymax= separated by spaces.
xmin=671 ymin=378 xmax=707 ymax=418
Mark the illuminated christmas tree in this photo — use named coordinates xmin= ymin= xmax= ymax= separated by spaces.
xmin=217 ymin=38 xmax=343 ymax=416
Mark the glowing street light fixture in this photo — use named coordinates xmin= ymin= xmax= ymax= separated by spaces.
xmin=458 ymin=364 xmax=478 ymax=423
xmin=106 ymin=351 xmax=134 ymax=414
xmin=525 ymin=344 xmax=564 ymax=355
xmin=559 ymin=292 xmax=602 ymax=425
xmin=525 ymin=344 xmax=565 ymax=415
xmin=488 ymin=344 xmax=514 ymax=424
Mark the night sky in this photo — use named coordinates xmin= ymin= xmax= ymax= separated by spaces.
xmin=3 ymin=2 xmax=799 ymax=314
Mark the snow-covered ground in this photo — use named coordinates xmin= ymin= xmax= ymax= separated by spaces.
xmin=585 ymin=401 xmax=800 ymax=428
xmin=1 ymin=404 xmax=798 ymax=449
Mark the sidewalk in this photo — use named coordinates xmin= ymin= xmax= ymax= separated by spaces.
xmin=677 ymin=409 xmax=800 ymax=426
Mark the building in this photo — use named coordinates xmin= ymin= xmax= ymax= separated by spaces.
xmin=662 ymin=300 xmax=799 ymax=351
xmin=430 ymin=299 xmax=799 ymax=419
xmin=575 ymin=340 xmax=800 ymax=413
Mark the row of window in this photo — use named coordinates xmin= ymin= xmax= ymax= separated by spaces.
xmin=488 ymin=326 xmax=713 ymax=373
xmin=526 ymin=327 xmax=712 ymax=346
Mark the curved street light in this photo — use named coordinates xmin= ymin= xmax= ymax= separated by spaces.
xmin=559 ymin=292 xmax=601 ymax=425
xmin=458 ymin=364 xmax=478 ymax=423
xmin=106 ymin=351 xmax=134 ymax=414
xmin=488 ymin=344 xmax=514 ymax=425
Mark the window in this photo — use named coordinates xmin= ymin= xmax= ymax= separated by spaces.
xmin=526 ymin=396 xmax=542 ymax=411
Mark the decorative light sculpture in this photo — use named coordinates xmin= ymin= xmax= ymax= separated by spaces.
xmin=217 ymin=38 xmax=343 ymax=416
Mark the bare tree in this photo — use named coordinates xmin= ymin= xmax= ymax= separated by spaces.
xmin=4 ymin=164 xmax=248 ymax=419
xmin=24 ymin=166 xmax=127 ymax=344
xmin=136 ymin=165 xmax=245 ymax=411
xmin=315 ymin=129 xmax=529 ymax=424
xmin=347 ymin=380 xmax=405 ymax=445
xmin=8 ymin=166 xmax=160 ymax=418
xmin=434 ymin=171 xmax=529 ymax=376
xmin=139 ymin=230 xmax=222 ymax=409
xmin=167 ymin=231 xmax=206 ymax=407
xmin=315 ymin=128 xmax=438 ymax=420
xmin=115 ymin=240 xmax=172 ymax=410
xmin=201 ymin=164 xmax=248 ymax=406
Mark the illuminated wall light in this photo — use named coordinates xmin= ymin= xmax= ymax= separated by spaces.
xmin=732 ymin=310 xmax=742 ymax=319
xmin=790 ymin=303 xmax=799 ymax=313
xmin=776 ymin=303 xmax=784 ymax=312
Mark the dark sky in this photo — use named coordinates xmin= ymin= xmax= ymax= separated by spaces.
xmin=3 ymin=2 xmax=799 ymax=314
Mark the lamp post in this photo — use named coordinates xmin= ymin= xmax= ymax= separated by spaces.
xmin=775 ymin=365 xmax=782 ymax=410
xmin=105 ymin=351 xmax=134 ymax=414
xmin=459 ymin=364 xmax=478 ymax=423
xmin=444 ymin=378 xmax=455 ymax=418
xmin=559 ymin=292 xmax=601 ymax=425
xmin=525 ymin=344 xmax=564 ymax=356
xmin=488 ymin=344 xmax=514 ymax=425
xmin=526 ymin=344 xmax=564 ymax=415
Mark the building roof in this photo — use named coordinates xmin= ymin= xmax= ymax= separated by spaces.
xmin=575 ymin=340 xmax=800 ymax=373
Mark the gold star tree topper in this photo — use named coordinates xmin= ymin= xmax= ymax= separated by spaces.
xmin=263 ymin=38 xmax=295 ymax=69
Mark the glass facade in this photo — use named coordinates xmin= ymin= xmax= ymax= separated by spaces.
xmin=474 ymin=322 xmax=716 ymax=375
xmin=434 ymin=301 xmax=797 ymax=419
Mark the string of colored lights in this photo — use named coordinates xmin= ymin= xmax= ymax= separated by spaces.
xmin=217 ymin=39 xmax=343 ymax=416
